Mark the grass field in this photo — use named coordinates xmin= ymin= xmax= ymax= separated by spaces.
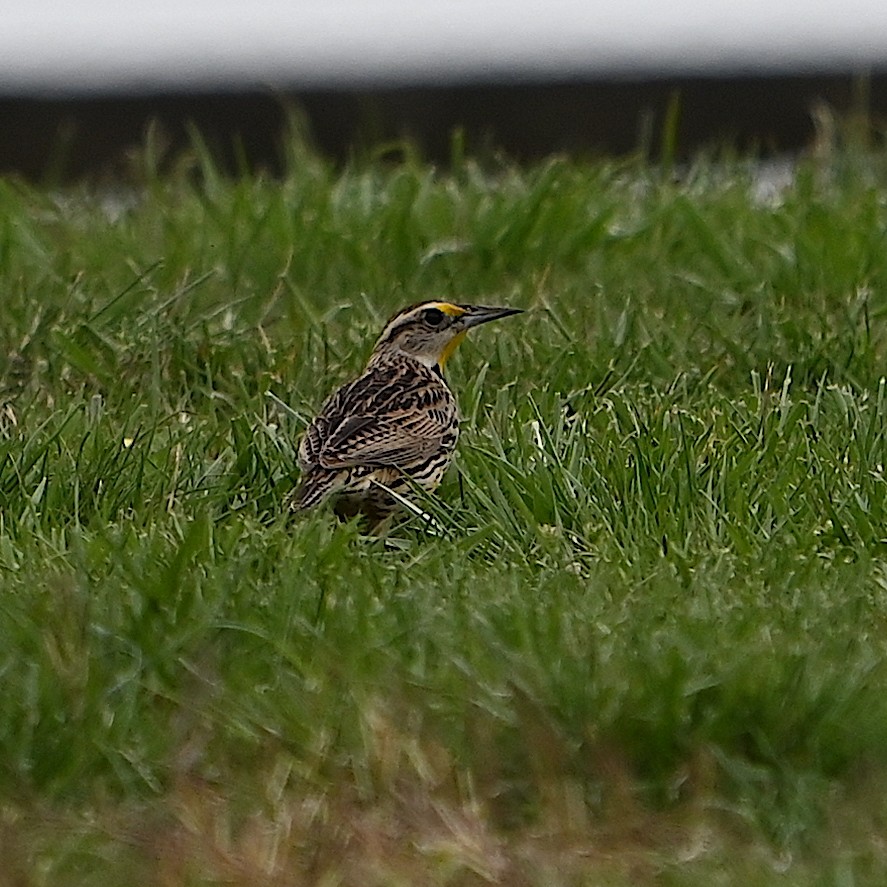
xmin=3 ymin=130 xmax=887 ymax=884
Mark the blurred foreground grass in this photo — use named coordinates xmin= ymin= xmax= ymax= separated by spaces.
xmin=3 ymin=136 xmax=887 ymax=884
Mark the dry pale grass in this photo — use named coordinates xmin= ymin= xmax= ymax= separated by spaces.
xmin=4 ymin=699 xmax=887 ymax=887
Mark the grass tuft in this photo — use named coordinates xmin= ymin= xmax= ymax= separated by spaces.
xmin=3 ymin=134 xmax=887 ymax=882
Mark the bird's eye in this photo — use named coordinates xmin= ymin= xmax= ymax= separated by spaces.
xmin=423 ymin=307 xmax=446 ymax=326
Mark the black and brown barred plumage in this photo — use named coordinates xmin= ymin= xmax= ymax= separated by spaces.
xmin=288 ymin=301 xmax=522 ymax=527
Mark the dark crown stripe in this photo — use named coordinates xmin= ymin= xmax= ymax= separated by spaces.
xmin=373 ymin=304 xmax=429 ymax=348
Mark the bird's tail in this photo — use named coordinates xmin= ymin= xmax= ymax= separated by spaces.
xmin=285 ymin=469 xmax=343 ymax=512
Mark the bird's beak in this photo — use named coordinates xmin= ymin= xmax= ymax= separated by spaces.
xmin=458 ymin=305 xmax=524 ymax=329
xmin=438 ymin=305 xmax=522 ymax=368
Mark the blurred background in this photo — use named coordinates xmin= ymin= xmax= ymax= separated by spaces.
xmin=2 ymin=0 xmax=887 ymax=179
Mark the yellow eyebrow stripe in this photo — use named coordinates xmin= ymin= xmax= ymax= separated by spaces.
xmin=431 ymin=302 xmax=466 ymax=317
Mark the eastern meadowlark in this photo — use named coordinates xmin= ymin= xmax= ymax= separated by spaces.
xmin=288 ymin=301 xmax=522 ymax=527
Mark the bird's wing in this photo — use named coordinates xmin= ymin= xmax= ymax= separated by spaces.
xmin=318 ymin=406 xmax=450 ymax=469
xmin=298 ymin=363 xmax=452 ymax=469
xmin=299 ymin=361 xmax=455 ymax=471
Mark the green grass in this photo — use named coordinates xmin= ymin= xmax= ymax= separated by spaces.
xmin=4 ymin=134 xmax=887 ymax=884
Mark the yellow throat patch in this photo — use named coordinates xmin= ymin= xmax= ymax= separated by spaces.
xmin=439 ymin=330 xmax=467 ymax=368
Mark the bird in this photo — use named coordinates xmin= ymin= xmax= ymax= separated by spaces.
xmin=288 ymin=300 xmax=522 ymax=528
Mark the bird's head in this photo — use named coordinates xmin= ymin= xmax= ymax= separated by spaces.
xmin=369 ymin=301 xmax=522 ymax=369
